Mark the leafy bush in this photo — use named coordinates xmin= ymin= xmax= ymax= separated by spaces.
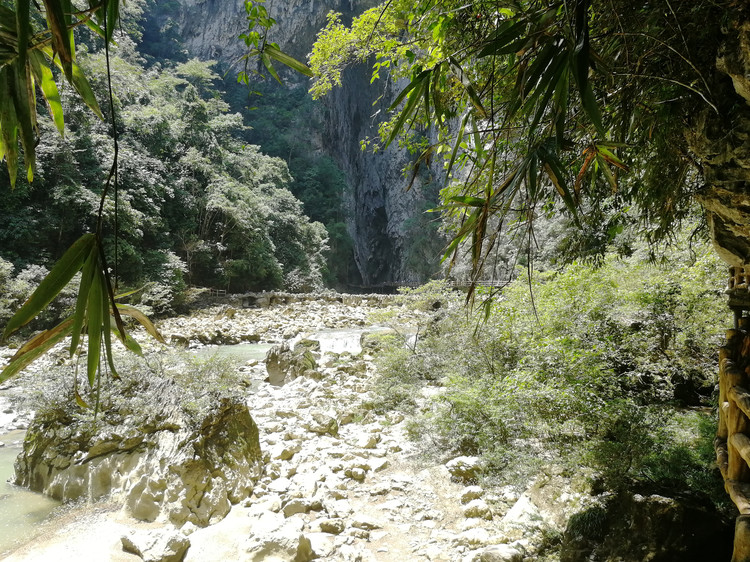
xmin=372 ymin=233 xmax=727 ymax=498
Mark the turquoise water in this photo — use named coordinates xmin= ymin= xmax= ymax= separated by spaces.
xmin=194 ymin=342 xmax=274 ymax=361
xmin=0 ymin=431 xmax=60 ymax=556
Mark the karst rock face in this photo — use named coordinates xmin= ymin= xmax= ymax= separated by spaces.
xmin=692 ymin=21 xmax=750 ymax=266
xmin=161 ymin=0 xmax=439 ymax=286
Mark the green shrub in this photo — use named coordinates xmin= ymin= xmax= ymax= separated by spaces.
xmin=372 ymin=233 xmax=727 ymax=499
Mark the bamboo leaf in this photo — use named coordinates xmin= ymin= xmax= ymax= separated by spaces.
xmin=597 ymin=146 xmax=629 ymax=170
xmin=105 ymin=0 xmax=120 ymax=43
xmin=574 ymin=147 xmax=596 ymax=196
xmin=448 ymin=195 xmax=487 ymax=207
xmin=528 ymin=152 xmax=539 ymax=199
xmin=43 ymin=48 xmax=103 ymax=120
xmin=385 ymin=73 xmax=426 ymax=148
xmin=448 ymin=58 xmax=487 ymax=118
xmin=29 ymin=51 xmax=64 ymax=135
xmin=69 ymin=243 xmax=98 ymax=356
xmin=264 ymin=44 xmax=314 ymax=77
xmin=75 ymin=390 xmax=90 ymax=409
xmin=11 ymin=0 xmax=36 ymax=183
xmin=87 ymin=269 xmax=103 ymax=387
xmin=388 ymin=69 xmax=430 ymax=112
xmin=3 ymin=233 xmax=95 ymax=340
xmin=0 ymin=67 xmax=20 ymax=187
xmin=598 ymin=154 xmax=619 ymax=191
xmin=527 ymin=50 xmax=569 ymax=135
xmin=101 ymin=270 xmax=118 ymax=380
xmin=509 ymin=40 xmax=557 ymax=118
xmin=580 ymin=82 xmax=604 ymax=137
xmin=553 ymin=67 xmax=569 ymax=145
xmin=446 ymin=109 xmax=471 ymax=181
xmin=261 ymin=52 xmax=282 ymax=84
xmin=116 ymin=304 xmax=166 ymax=343
xmin=477 ymin=20 xmax=527 ymax=57
xmin=0 ymin=318 xmax=74 ymax=384
xmin=41 ymin=0 xmax=74 ymax=80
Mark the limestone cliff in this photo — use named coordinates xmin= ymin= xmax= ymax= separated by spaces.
xmin=161 ymin=0 xmax=434 ymax=285
xmin=691 ymin=22 xmax=750 ymax=266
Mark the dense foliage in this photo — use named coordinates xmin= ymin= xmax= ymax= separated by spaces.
xmin=371 ymin=230 xmax=729 ymax=505
xmin=0 ymin=33 xmax=328 ymax=305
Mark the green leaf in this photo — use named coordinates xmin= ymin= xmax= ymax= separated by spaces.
xmin=385 ymin=72 xmax=427 ymax=148
xmin=69 ymin=243 xmax=98 ymax=356
xmin=105 ymin=0 xmax=120 ymax=43
xmin=75 ymin=390 xmax=90 ymax=409
xmin=388 ymin=69 xmax=429 ymax=112
xmin=527 ymin=51 xmax=569 ymax=135
xmin=528 ymin=152 xmax=539 ymax=199
xmin=580 ymin=81 xmax=604 ymax=137
xmin=449 ymin=58 xmax=487 ymax=118
xmin=69 ymin=59 xmax=103 ymax=119
xmin=261 ymin=52 xmax=282 ymax=84
xmin=29 ymin=51 xmax=64 ymax=136
xmin=448 ymin=195 xmax=487 ymax=207
xmin=264 ymin=44 xmax=314 ymax=77
xmin=477 ymin=20 xmax=527 ymax=57
xmin=87 ymin=269 xmax=103 ymax=387
xmin=3 ymin=233 xmax=96 ymax=340
xmin=43 ymin=48 xmax=103 ymax=120
xmin=539 ymin=142 xmax=579 ymax=220
xmin=0 ymin=318 xmax=74 ymax=384
xmin=101 ymin=269 xmax=118 ymax=380
xmin=598 ymin=154 xmax=619 ymax=191
xmin=0 ymin=67 xmax=20 ymax=187
xmin=116 ymin=304 xmax=166 ymax=343
xmin=41 ymin=0 xmax=74 ymax=81
xmin=11 ymin=0 xmax=36 ymax=183
xmin=446 ymin=109 xmax=471 ymax=181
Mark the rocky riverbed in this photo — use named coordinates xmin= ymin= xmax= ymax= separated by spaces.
xmin=0 ymin=294 xmax=733 ymax=561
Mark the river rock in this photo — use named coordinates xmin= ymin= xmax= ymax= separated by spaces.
xmin=469 ymin=544 xmax=524 ymax=562
xmin=265 ymin=341 xmax=319 ymax=386
xmin=446 ymin=456 xmax=482 ymax=481
xmin=13 ymin=374 xmax=262 ymax=528
xmin=243 ymin=511 xmax=314 ymax=561
xmin=121 ymin=529 xmax=190 ymax=562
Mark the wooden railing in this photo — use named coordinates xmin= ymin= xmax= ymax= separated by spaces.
xmin=719 ymin=267 xmax=750 ymax=561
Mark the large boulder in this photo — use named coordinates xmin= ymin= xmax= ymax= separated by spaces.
xmin=14 ymin=373 xmax=262 ymax=528
xmin=265 ymin=339 xmax=320 ymax=386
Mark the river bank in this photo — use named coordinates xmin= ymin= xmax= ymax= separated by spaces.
xmin=0 ymin=293 xmax=733 ymax=561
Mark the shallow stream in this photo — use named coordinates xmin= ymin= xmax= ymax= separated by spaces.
xmin=0 ymin=431 xmax=60 ymax=556
xmin=0 ymin=325 xmax=390 ymax=555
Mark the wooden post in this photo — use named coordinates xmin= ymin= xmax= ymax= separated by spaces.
xmin=722 ymin=346 xmax=732 ymax=440
xmin=727 ymin=367 xmax=750 ymax=483
xmin=734 ymin=515 xmax=750 ymax=562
